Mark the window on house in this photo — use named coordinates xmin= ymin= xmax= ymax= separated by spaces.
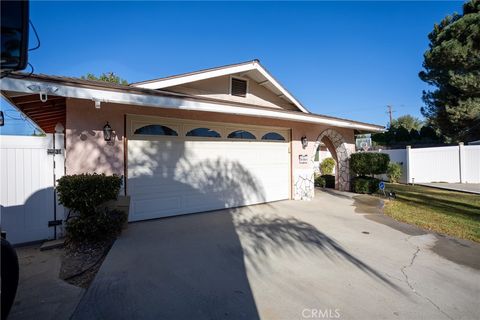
xmin=231 ymin=78 xmax=248 ymax=97
xmin=227 ymin=130 xmax=256 ymax=140
xmin=261 ymin=132 xmax=286 ymax=141
xmin=134 ymin=124 xmax=178 ymax=136
xmin=186 ymin=128 xmax=221 ymax=138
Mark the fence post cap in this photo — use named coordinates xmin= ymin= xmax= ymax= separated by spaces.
xmin=406 ymin=145 xmax=411 ymax=149
xmin=459 ymin=142 xmax=464 ymax=146
xmin=55 ymin=123 xmax=65 ymax=133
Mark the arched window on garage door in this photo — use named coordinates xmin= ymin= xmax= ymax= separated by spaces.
xmin=186 ymin=128 xmax=221 ymax=138
xmin=134 ymin=125 xmax=178 ymax=136
xmin=227 ymin=130 xmax=256 ymax=140
xmin=261 ymin=132 xmax=286 ymax=141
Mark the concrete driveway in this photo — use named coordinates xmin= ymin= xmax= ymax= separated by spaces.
xmin=418 ymin=183 xmax=480 ymax=195
xmin=72 ymin=190 xmax=480 ymax=320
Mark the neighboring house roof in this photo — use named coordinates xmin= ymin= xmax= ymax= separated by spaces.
xmin=1 ymin=72 xmax=385 ymax=133
xmin=131 ymin=60 xmax=310 ymax=113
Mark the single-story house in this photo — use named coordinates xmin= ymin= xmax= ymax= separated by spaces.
xmin=1 ymin=60 xmax=384 ymax=223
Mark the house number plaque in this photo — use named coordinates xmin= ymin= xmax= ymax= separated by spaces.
xmin=298 ymin=155 xmax=308 ymax=164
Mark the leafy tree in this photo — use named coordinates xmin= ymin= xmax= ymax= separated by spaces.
xmin=419 ymin=0 xmax=480 ymax=142
xmin=81 ymin=72 xmax=128 ymax=85
xmin=390 ymin=115 xmax=423 ymax=131
xmin=372 ymin=113 xmax=445 ymax=147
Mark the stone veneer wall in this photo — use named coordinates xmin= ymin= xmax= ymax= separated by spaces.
xmin=293 ymin=129 xmax=355 ymax=200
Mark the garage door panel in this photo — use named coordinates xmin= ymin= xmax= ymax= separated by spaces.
xmin=131 ymin=195 xmax=183 ymax=219
xmin=127 ymin=119 xmax=290 ymax=221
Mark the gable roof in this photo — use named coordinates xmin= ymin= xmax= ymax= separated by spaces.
xmin=130 ymin=60 xmax=310 ymax=113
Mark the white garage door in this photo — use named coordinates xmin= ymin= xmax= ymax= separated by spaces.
xmin=127 ymin=115 xmax=290 ymax=222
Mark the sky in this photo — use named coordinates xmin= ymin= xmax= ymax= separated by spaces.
xmin=0 ymin=1 xmax=464 ymax=135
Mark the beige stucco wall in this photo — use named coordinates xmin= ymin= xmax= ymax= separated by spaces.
xmin=65 ymin=98 xmax=355 ymax=198
xmin=165 ymin=75 xmax=299 ymax=111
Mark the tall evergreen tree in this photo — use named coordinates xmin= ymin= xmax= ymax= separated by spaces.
xmin=419 ymin=0 xmax=480 ymax=142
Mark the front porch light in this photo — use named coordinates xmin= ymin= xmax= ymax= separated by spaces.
xmin=301 ymin=135 xmax=308 ymax=149
xmin=103 ymin=122 xmax=113 ymax=141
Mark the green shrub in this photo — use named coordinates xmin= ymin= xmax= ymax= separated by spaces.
xmin=352 ymin=177 xmax=381 ymax=194
xmin=57 ymin=173 xmax=122 ymax=216
xmin=387 ymin=162 xmax=403 ymax=183
xmin=320 ymin=157 xmax=335 ymax=175
xmin=66 ymin=209 xmax=127 ymax=242
xmin=350 ymin=153 xmax=390 ymax=176
xmin=322 ymin=174 xmax=335 ymax=188
xmin=57 ymin=173 xmax=124 ymax=242
xmin=315 ymin=176 xmax=326 ymax=188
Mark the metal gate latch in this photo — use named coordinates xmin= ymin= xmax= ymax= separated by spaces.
xmin=47 ymin=149 xmax=62 ymax=155
xmin=48 ymin=220 xmax=63 ymax=227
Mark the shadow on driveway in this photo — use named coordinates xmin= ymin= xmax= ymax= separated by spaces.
xmin=72 ymin=201 xmax=402 ymax=320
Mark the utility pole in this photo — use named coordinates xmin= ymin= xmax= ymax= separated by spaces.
xmin=386 ymin=105 xmax=394 ymax=126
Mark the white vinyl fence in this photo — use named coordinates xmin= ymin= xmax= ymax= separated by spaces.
xmin=375 ymin=143 xmax=480 ymax=184
xmin=0 ymin=132 xmax=65 ymax=244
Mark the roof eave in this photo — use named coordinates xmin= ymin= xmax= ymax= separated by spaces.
xmin=1 ymin=75 xmax=384 ymax=132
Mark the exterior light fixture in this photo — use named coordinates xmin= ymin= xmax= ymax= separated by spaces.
xmin=93 ymin=98 xmax=101 ymax=109
xmin=103 ymin=122 xmax=113 ymax=142
xmin=27 ymin=85 xmax=58 ymax=103
xmin=301 ymin=136 xmax=308 ymax=149
xmin=0 ymin=111 xmax=4 ymax=126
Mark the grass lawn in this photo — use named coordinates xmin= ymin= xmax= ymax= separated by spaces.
xmin=380 ymin=184 xmax=480 ymax=242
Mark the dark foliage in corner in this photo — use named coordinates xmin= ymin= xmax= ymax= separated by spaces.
xmin=314 ymin=174 xmax=335 ymax=189
xmin=322 ymin=174 xmax=335 ymax=188
xmin=350 ymin=153 xmax=390 ymax=176
xmin=314 ymin=176 xmax=326 ymax=188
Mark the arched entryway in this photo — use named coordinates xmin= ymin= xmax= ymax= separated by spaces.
xmin=313 ymin=129 xmax=352 ymax=191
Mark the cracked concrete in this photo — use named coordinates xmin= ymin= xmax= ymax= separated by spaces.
xmin=72 ymin=189 xmax=480 ymax=320
xmin=400 ymin=238 xmax=454 ymax=320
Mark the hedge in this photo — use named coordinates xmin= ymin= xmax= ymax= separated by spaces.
xmin=350 ymin=153 xmax=390 ymax=176
xmin=352 ymin=177 xmax=381 ymax=194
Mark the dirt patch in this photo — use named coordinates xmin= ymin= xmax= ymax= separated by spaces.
xmin=60 ymin=239 xmax=114 ymax=288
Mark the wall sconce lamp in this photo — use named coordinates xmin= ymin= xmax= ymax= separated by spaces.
xmin=301 ymin=136 xmax=308 ymax=149
xmin=103 ymin=122 xmax=113 ymax=142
